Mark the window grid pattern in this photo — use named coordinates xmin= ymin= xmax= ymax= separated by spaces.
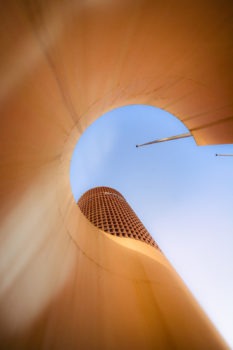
xmin=78 ymin=187 xmax=159 ymax=249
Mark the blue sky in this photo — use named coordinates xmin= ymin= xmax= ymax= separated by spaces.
xmin=70 ymin=104 xmax=233 ymax=347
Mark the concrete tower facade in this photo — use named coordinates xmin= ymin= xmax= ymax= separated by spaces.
xmin=78 ymin=186 xmax=158 ymax=248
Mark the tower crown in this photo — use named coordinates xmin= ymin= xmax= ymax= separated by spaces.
xmin=78 ymin=186 xmax=158 ymax=248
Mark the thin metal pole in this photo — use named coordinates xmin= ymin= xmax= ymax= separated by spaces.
xmin=136 ymin=132 xmax=192 ymax=148
xmin=215 ymin=154 xmax=233 ymax=156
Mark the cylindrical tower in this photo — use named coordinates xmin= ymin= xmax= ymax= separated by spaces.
xmin=78 ymin=186 xmax=158 ymax=248
xmin=75 ymin=186 xmax=228 ymax=349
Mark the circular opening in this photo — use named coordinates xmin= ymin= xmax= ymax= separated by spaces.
xmin=70 ymin=104 xmax=190 ymax=201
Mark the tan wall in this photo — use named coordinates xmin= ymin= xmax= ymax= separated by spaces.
xmin=0 ymin=210 xmax=228 ymax=349
xmin=0 ymin=1 xmax=232 ymax=348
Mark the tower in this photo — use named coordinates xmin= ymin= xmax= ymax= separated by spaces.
xmin=78 ymin=186 xmax=158 ymax=248
xmin=76 ymin=186 xmax=228 ymax=349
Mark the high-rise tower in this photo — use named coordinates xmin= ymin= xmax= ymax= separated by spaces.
xmin=78 ymin=186 xmax=158 ymax=248
xmin=76 ymin=186 xmax=228 ymax=349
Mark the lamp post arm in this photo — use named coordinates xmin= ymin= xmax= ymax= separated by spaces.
xmin=136 ymin=132 xmax=192 ymax=148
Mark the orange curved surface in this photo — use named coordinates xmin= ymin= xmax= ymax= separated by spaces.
xmin=0 ymin=1 xmax=232 ymax=348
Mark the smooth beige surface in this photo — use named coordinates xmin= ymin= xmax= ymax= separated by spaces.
xmin=0 ymin=210 xmax=228 ymax=349
xmin=0 ymin=0 xmax=232 ymax=348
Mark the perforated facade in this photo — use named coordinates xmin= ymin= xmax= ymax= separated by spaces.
xmin=78 ymin=187 xmax=159 ymax=248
